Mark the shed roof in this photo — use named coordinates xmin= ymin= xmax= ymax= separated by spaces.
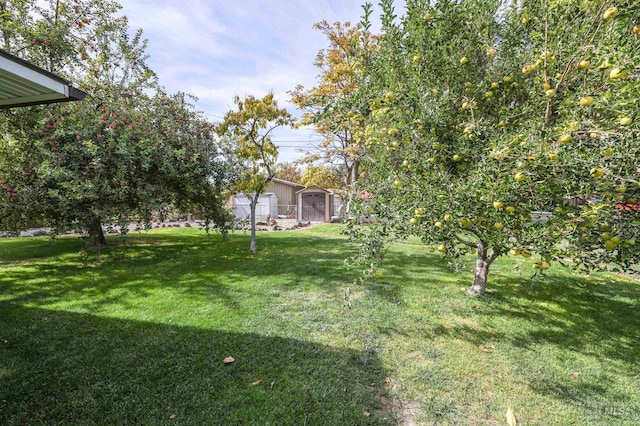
xmin=0 ymin=49 xmax=86 ymax=109
xmin=296 ymin=185 xmax=331 ymax=194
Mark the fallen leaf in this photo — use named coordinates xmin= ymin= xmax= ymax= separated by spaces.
xmin=250 ymin=380 xmax=262 ymax=386
xmin=384 ymin=377 xmax=391 ymax=384
xmin=270 ymin=381 xmax=275 ymax=389
xmin=342 ymin=387 xmax=347 ymax=392
xmin=371 ymin=382 xmax=376 ymax=387
xmin=481 ymin=345 xmax=490 ymax=352
xmin=223 ymin=356 xmax=235 ymax=364
xmin=169 ymin=414 xmax=177 ymax=419
xmin=571 ymin=371 xmax=581 ymax=377
xmin=506 ymin=407 xmax=517 ymax=426
xmin=363 ymin=411 xmax=371 ymax=417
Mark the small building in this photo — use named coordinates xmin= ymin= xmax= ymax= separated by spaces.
xmin=228 ymin=178 xmax=305 ymax=221
xmin=265 ymin=178 xmax=305 ymax=218
xmin=296 ymin=186 xmax=343 ymax=223
xmin=228 ymin=179 xmax=345 ymax=223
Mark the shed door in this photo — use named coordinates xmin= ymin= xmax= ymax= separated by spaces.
xmin=301 ymin=193 xmax=325 ymax=222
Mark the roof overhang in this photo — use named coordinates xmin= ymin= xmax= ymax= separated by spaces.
xmin=296 ymin=185 xmax=331 ymax=194
xmin=0 ymin=49 xmax=87 ymax=109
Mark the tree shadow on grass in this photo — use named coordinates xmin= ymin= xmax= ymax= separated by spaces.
xmin=0 ymin=302 xmax=391 ymax=425
xmin=0 ymin=231 xmax=365 ymax=311
xmin=487 ymin=272 xmax=640 ymax=366
xmin=439 ymin=270 xmax=640 ymax=421
xmin=0 ymin=230 xmax=457 ymax=315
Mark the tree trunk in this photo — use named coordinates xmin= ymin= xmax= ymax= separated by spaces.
xmin=468 ymin=240 xmax=494 ymax=296
xmin=90 ymin=216 xmax=107 ymax=247
xmin=249 ymin=193 xmax=258 ymax=253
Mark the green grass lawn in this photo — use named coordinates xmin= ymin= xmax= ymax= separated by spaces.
xmin=1 ymin=225 xmax=639 ymax=425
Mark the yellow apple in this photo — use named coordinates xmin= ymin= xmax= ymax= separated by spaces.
xmin=491 ymin=82 xmax=499 ymax=89
xmin=444 ymin=214 xmax=454 ymax=222
xmin=514 ymin=172 xmax=526 ymax=182
xmin=542 ymin=82 xmax=551 ymax=90
xmin=494 ymin=222 xmax=504 ymax=230
xmin=487 ymin=48 xmax=496 ymax=57
xmin=486 ymin=91 xmax=494 ymax=98
xmin=620 ymin=117 xmax=633 ymax=126
xmin=505 ymin=206 xmax=516 ymax=213
xmin=599 ymin=58 xmax=611 ymax=69
xmin=603 ymin=6 xmax=618 ymax=20
xmin=394 ymin=179 xmax=401 ymax=188
xmin=503 ymin=76 xmax=512 ymax=83
xmin=410 ymin=218 xmax=417 ymax=224
xmin=423 ymin=12 xmax=431 ymax=21
xmin=460 ymin=56 xmax=469 ymax=64
xmin=509 ymin=248 xmax=520 ymax=256
xmin=412 ymin=55 xmax=421 ymax=63
xmin=579 ymin=96 xmax=593 ymax=106
xmin=545 ymin=89 xmax=556 ymax=98
xmin=493 ymin=201 xmax=504 ymax=209
xmin=498 ymin=120 xmax=506 ymax=127
xmin=558 ymin=134 xmax=571 ymax=144
xmin=534 ymin=261 xmax=550 ymax=270
xmin=578 ymin=60 xmax=590 ymax=69
xmin=605 ymin=239 xmax=618 ymax=250
xmin=435 ymin=221 xmax=443 ymax=229
xmin=633 ymin=26 xmax=640 ymax=34
xmin=590 ymin=167 xmax=604 ymax=178
xmin=458 ymin=218 xmax=473 ymax=228
xmin=437 ymin=244 xmax=446 ymax=252
xmin=609 ymin=67 xmax=628 ymax=79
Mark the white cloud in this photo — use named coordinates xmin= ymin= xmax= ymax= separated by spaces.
xmin=119 ymin=0 xmax=400 ymax=162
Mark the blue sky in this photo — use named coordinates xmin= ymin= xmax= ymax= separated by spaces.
xmin=119 ymin=0 xmax=392 ymax=163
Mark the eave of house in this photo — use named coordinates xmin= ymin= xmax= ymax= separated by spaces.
xmin=0 ymin=49 xmax=86 ymax=109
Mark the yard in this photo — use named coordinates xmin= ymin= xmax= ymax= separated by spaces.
xmin=1 ymin=225 xmax=639 ymax=425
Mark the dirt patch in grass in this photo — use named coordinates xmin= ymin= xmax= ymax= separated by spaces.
xmin=377 ymin=394 xmax=419 ymax=425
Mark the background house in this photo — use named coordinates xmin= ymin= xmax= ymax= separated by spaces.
xmin=229 ymin=178 xmax=345 ymax=223
xmin=229 ymin=178 xmax=305 ymax=220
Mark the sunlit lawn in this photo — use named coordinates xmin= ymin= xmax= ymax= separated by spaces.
xmin=1 ymin=225 xmax=639 ymax=425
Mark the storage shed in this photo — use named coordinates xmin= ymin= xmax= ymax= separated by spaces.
xmin=296 ymin=186 xmax=341 ymax=223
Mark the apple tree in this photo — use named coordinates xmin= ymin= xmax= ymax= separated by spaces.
xmin=0 ymin=0 xmax=233 ymax=246
xmin=216 ymin=93 xmax=294 ymax=253
xmin=347 ymin=0 xmax=639 ymax=294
